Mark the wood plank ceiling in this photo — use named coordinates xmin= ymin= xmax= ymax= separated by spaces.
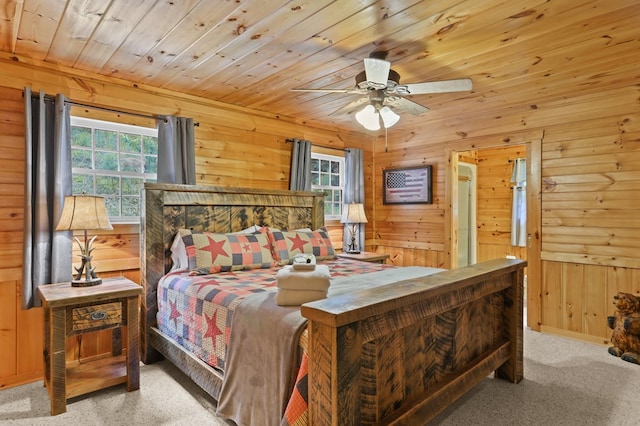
xmin=0 ymin=0 xmax=638 ymax=132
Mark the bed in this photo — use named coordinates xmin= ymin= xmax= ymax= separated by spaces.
xmin=140 ymin=183 xmax=526 ymax=425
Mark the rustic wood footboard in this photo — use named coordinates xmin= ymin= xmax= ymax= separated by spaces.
xmin=302 ymin=257 xmax=525 ymax=425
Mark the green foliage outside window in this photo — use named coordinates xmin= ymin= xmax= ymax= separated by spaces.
xmin=95 ymin=129 xmax=117 ymax=150
xmin=120 ymin=133 xmax=141 ymax=153
xmin=71 ymin=126 xmax=92 ymax=147
xmin=72 ymin=174 xmax=93 ymax=195
xmin=95 ymin=151 xmax=118 ymax=171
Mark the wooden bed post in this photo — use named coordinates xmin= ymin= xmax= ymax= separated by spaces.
xmin=306 ymin=321 xmax=363 ymax=425
xmin=495 ymin=267 xmax=525 ymax=383
xmin=140 ymin=186 xmax=166 ymax=364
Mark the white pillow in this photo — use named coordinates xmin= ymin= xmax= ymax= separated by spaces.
xmin=169 ymin=232 xmax=188 ymax=272
xmin=233 ymin=224 xmax=262 ymax=234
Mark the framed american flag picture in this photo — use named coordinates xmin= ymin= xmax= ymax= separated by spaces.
xmin=383 ymin=166 xmax=432 ymax=204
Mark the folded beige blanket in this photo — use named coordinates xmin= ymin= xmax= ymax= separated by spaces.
xmin=276 ymin=264 xmax=330 ymax=291
xmin=275 ymin=288 xmax=327 ymax=306
xmin=216 ymin=292 xmax=307 ymax=426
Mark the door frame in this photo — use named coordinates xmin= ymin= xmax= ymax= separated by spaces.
xmin=445 ymin=135 xmax=542 ymax=331
xmin=457 ymin=162 xmax=477 ymax=266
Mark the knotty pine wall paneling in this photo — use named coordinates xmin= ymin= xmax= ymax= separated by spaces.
xmin=374 ymin=82 xmax=640 ymax=345
xmin=474 ymin=146 xmax=528 ymax=262
xmin=0 ymin=86 xmax=43 ymax=388
xmin=537 ymin=111 xmax=640 ymax=344
xmin=374 ymin=141 xmax=448 ymax=268
xmin=0 ymin=54 xmax=371 ymax=389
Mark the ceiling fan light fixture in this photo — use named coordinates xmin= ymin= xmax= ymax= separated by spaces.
xmin=379 ymin=106 xmax=400 ymax=128
xmin=355 ymin=105 xmax=381 ymax=131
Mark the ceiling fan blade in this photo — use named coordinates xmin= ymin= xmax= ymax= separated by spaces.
xmin=401 ymin=78 xmax=473 ymax=95
xmin=363 ymin=58 xmax=391 ymax=87
xmin=384 ymin=96 xmax=429 ymax=116
xmin=290 ymin=87 xmax=362 ymax=94
xmin=329 ymin=97 xmax=370 ymax=116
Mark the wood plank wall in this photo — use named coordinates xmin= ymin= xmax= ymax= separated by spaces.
xmin=0 ymin=54 xmax=369 ymax=389
xmin=373 ymin=136 xmax=534 ymax=268
xmin=0 ymin=86 xmax=42 ymax=388
xmin=373 ymin=142 xmax=448 ymax=268
xmin=374 ymin=84 xmax=640 ymax=346
xmin=539 ymin=115 xmax=640 ymax=343
xmin=473 ymin=147 xmax=528 ymax=263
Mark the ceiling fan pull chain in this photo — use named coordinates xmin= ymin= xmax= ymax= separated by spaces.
xmin=385 ymin=127 xmax=388 ymax=152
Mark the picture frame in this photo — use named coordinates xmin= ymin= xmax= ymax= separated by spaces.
xmin=383 ymin=165 xmax=433 ymax=205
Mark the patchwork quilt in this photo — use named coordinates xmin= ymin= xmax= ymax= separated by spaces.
xmin=156 ymin=257 xmax=394 ymax=370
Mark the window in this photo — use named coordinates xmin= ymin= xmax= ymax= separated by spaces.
xmin=70 ymin=117 xmax=158 ymax=223
xmin=311 ymin=153 xmax=344 ymax=220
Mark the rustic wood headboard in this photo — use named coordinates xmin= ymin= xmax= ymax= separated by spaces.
xmin=140 ymin=183 xmax=325 ymax=363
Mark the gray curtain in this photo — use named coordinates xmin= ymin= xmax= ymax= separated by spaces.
xmin=288 ymin=138 xmax=312 ymax=191
xmin=511 ymin=158 xmax=527 ymax=247
xmin=22 ymin=88 xmax=73 ymax=309
xmin=157 ymin=116 xmax=196 ymax=184
xmin=343 ymin=148 xmax=365 ymax=251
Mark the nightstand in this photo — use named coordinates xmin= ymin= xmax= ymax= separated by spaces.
xmin=337 ymin=251 xmax=390 ymax=264
xmin=37 ymin=276 xmax=142 ymax=415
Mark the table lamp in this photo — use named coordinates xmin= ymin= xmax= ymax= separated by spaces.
xmin=341 ymin=203 xmax=368 ymax=254
xmin=56 ymin=195 xmax=113 ymax=287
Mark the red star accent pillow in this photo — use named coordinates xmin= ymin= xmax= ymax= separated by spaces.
xmin=264 ymin=227 xmax=336 ymax=265
xmin=179 ymin=229 xmax=275 ymax=275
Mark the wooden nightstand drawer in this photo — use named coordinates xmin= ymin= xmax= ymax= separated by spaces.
xmin=69 ymin=302 xmax=122 ymax=333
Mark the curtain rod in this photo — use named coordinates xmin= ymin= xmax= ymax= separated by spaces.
xmin=29 ymin=92 xmax=200 ymax=126
xmin=285 ymin=138 xmax=350 ymax=152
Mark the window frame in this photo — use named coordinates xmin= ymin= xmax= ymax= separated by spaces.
xmin=311 ymin=152 xmax=345 ymax=221
xmin=70 ymin=116 xmax=158 ymax=224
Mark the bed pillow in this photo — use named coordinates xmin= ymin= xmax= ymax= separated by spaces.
xmin=266 ymin=227 xmax=336 ymax=265
xmin=170 ymin=225 xmax=262 ymax=272
xmin=233 ymin=224 xmax=263 ymax=234
xmin=169 ymin=233 xmax=189 ymax=272
xmin=179 ymin=229 xmax=275 ymax=275
xmin=170 ymin=225 xmax=263 ymax=271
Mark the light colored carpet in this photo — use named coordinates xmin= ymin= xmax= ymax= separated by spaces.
xmin=1 ymin=328 xmax=639 ymax=425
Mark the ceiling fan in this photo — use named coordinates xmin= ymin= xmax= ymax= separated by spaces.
xmin=291 ymin=51 xmax=473 ymax=130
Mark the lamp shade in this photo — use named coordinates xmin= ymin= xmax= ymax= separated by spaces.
xmin=355 ymin=105 xmax=381 ymax=131
xmin=379 ymin=106 xmax=400 ymax=128
xmin=341 ymin=203 xmax=368 ymax=224
xmin=56 ymin=195 xmax=113 ymax=231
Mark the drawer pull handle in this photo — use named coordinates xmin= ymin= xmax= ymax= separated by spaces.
xmin=90 ymin=311 xmax=107 ymax=321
